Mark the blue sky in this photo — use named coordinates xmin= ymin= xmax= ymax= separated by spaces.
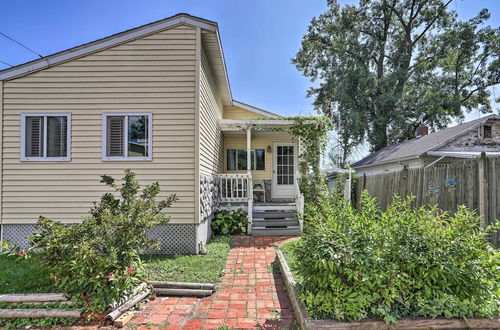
xmin=0 ymin=0 xmax=498 ymax=161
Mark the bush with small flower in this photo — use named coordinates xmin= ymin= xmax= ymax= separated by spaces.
xmin=30 ymin=170 xmax=177 ymax=314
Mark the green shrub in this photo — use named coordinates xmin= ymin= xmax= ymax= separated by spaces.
xmin=30 ymin=170 xmax=177 ymax=314
xmin=293 ymin=190 xmax=500 ymax=323
xmin=211 ymin=209 xmax=248 ymax=235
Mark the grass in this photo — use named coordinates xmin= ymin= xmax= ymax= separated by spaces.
xmin=279 ymin=239 xmax=302 ymax=283
xmin=142 ymin=236 xmax=232 ymax=283
xmin=0 ymin=255 xmax=55 ymax=294
xmin=0 ymin=236 xmax=232 ymax=294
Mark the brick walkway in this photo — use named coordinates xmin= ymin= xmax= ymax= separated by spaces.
xmin=128 ymin=236 xmax=296 ymax=329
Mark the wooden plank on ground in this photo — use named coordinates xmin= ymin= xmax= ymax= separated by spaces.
xmin=0 ymin=293 xmax=68 ymax=303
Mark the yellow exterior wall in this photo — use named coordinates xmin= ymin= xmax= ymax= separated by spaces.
xmin=223 ymin=135 xmax=293 ymax=180
xmin=2 ymin=24 xmax=197 ymax=224
xmin=198 ymin=47 xmax=223 ymax=176
xmin=223 ymin=105 xmax=265 ymax=119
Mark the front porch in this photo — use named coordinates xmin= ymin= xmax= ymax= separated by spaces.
xmin=215 ymin=119 xmax=305 ymax=236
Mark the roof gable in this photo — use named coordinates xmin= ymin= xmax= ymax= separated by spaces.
xmin=0 ymin=14 xmax=233 ymax=104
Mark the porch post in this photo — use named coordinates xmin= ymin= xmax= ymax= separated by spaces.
xmin=246 ymin=125 xmax=253 ymax=234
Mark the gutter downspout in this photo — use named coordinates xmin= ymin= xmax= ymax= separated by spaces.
xmin=425 ymin=156 xmax=446 ymax=168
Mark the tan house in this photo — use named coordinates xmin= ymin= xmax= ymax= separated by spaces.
xmin=0 ymin=14 xmax=303 ymax=254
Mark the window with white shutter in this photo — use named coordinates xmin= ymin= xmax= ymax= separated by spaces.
xmin=102 ymin=113 xmax=152 ymax=161
xmin=21 ymin=113 xmax=71 ymax=161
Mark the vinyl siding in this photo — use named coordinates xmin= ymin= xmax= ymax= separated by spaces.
xmin=223 ymin=105 xmax=264 ymax=119
xmin=2 ymin=24 xmax=197 ymax=224
xmin=198 ymin=48 xmax=223 ymax=176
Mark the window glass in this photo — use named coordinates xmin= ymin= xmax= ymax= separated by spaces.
xmin=227 ymin=149 xmax=236 ymax=170
xmin=227 ymin=149 xmax=265 ymax=171
xmin=128 ymin=115 xmax=148 ymax=157
xmin=25 ymin=116 xmax=43 ymax=157
xmin=484 ymin=125 xmax=492 ymax=139
xmin=47 ymin=116 xmax=68 ymax=157
xmin=255 ymin=149 xmax=265 ymax=170
xmin=237 ymin=150 xmax=247 ymax=170
xmin=107 ymin=116 xmax=124 ymax=157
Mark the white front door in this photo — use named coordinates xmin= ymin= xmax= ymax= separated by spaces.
xmin=272 ymin=142 xmax=297 ymax=199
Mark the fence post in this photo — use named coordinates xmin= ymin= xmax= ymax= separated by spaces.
xmin=478 ymin=153 xmax=487 ymax=228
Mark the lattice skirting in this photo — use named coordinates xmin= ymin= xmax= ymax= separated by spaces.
xmin=1 ymin=224 xmax=36 ymax=250
xmin=1 ymin=222 xmax=211 ymax=255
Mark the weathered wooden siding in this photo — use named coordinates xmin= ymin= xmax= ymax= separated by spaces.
xmin=2 ymin=24 xmax=197 ymax=224
xmin=198 ymin=47 xmax=223 ymax=176
xmin=355 ymin=157 xmax=500 ymax=246
xmin=436 ymin=119 xmax=500 ymax=152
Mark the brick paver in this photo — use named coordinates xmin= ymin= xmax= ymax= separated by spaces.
xmin=128 ymin=236 xmax=297 ymax=329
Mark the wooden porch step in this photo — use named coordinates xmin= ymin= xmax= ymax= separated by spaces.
xmin=252 ymin=218 xmax=299 ymax=227
xmin=252 ymin=226 xmax=301 ymax=236
xmin=253 ymin=211 xmax=296 ymax=219
xmin=253 ymin=204 xmax=296 ymax=211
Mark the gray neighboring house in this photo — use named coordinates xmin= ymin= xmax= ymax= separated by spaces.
xmin=352 ymin=114 xmax=500 ymax=176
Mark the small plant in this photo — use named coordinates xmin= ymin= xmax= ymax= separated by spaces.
xmin=293 ymin=190 xmax=500 ymax=323
xmin=211 ymin=209 xmax=249 ymax=236
xmin=30 ymin=170 xmax=177 ymax=313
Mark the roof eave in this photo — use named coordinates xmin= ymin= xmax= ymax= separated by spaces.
xmin=352 ymin=155 xmax=421 ymax=169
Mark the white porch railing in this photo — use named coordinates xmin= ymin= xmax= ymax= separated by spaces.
xmin=217 ymin=173 xmax=253 ymax=203
xmin=217 ymin=173 xmax=253 ymax=234
xmin=294 ymin=177 xmax=304 ymax=231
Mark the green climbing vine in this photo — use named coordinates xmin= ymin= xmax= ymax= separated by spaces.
xmin=286 ymin=116 xmax=333 ymax=204
xmin=287 ymin=116 xmax=333 ymax=175
xmin=255 ymin=115 xmax=333 ymax=204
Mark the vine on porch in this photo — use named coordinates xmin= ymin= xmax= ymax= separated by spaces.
xmin=287 ymin=116 xmax=333 ymax=204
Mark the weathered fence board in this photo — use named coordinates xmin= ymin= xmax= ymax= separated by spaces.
xmin=355 ymin=156 xmax=499 ymax=246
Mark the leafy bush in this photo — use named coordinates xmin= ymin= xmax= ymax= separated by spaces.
xmin=211 ymin=209 xmax=249 ymax=235
xmin=30 ymin=170 xmax=177 ymax=313
xmin=293 ymin=190 xmax=500 ymax=323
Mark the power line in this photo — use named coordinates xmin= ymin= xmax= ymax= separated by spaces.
xmin=0 ymin=59 xmax=13 ymax=67
xmin=0 ymin=32 xmax=43 ymax=58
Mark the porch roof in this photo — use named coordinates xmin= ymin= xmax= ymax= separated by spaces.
xmin=218 ymin=119 xmax=294 ymax=132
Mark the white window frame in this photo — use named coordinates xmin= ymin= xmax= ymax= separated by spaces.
xmin=226 ymin=149 xmax=265 ymax=171
xmin=20 ymin=112 xmax=72 ymax=162
xmin=101 ymin=112 xmax=153 ymax=161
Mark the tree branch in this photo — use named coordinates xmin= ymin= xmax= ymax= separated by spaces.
xmin=412 ymin=0 xmax=453 ymax=46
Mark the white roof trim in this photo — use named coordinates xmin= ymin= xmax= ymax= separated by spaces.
xmin=219 ymin=119 xmax=294 ymax=131
xmin=0 ymin=14 xmax=217 ymax=81
xmin=427 ymin=150 xmax=500 ymax=158
xmin=352 ymin=155 xmax=420 ymax=169
xmin=232 ymin=100 xmax=281 ymax=118
xmin=214 ymin=29 xmax=232 ymax=103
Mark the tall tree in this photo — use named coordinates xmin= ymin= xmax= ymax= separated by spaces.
xmin=293 ymin=0 xmax=500 ymax=154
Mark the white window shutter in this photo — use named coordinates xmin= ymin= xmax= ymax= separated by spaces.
xmin=26 ymin=116 xmax=43 ymax=157
xmin=107 ymin=116 xmax=124 ymax=157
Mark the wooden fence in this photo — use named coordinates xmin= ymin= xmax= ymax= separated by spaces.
xmin=355 ymin=156 xmax=499 ymax=246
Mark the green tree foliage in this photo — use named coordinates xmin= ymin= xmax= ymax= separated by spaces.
xmin=293 ymin=0 xmax=500 ymax=154
xmin=30 ymin=170 xmax=177 ymax=313
xmin=292 ymin=191 xmax=500 ymax=322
